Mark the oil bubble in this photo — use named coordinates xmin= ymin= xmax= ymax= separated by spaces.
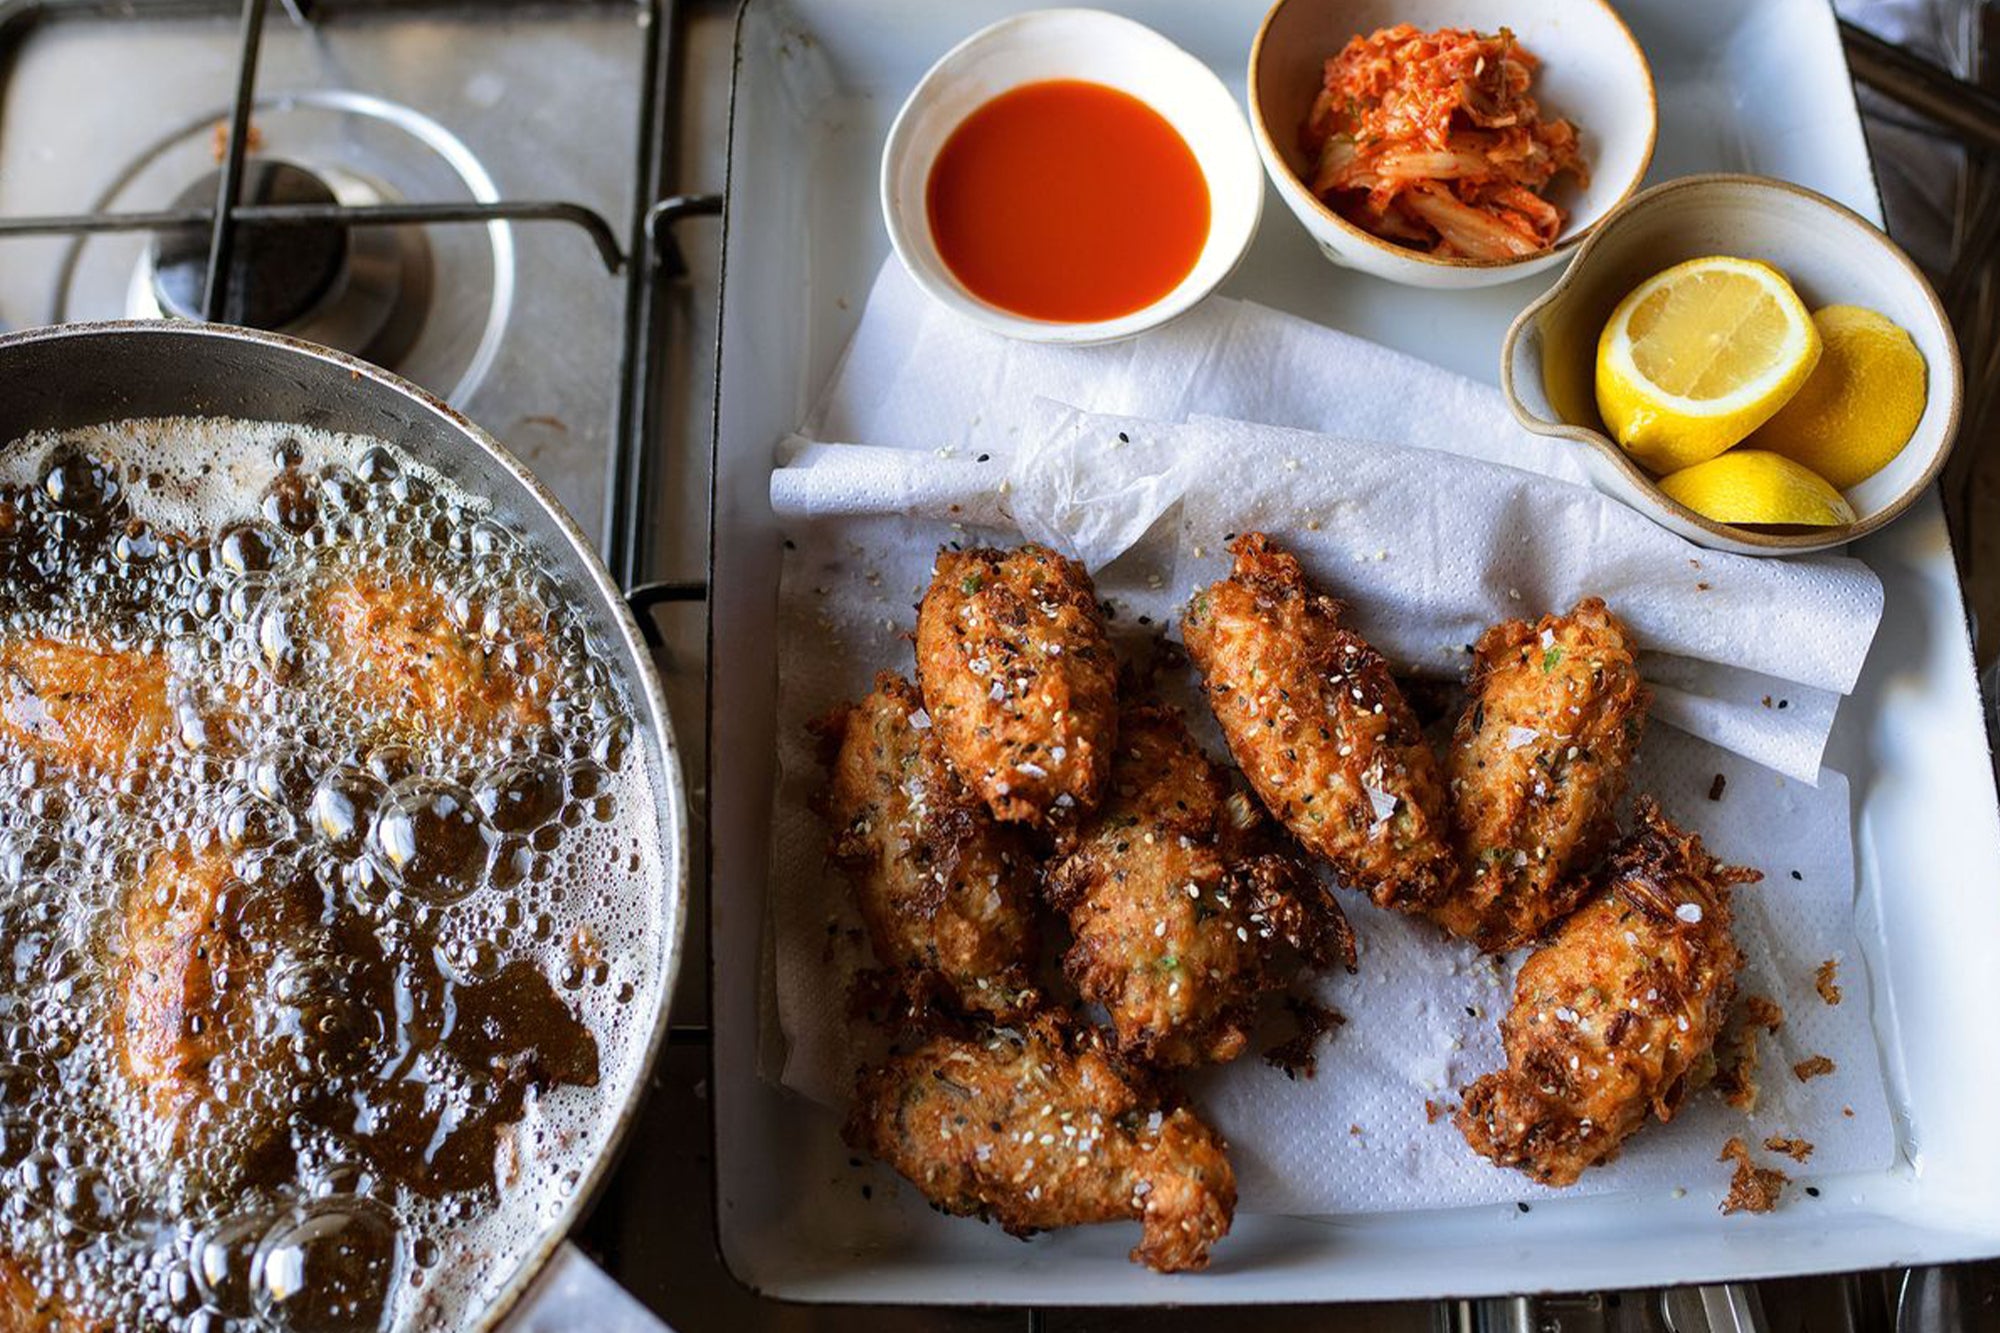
xmin=474 ymin=761 xmax=564 ymax=835
xmin=254 ymin=1197 xmax=403 ymax=1333
xmin=194 ymin=1210 xmax=276 ymax=1316
xmin=369 ymin=779 xmax=495 ymax=905
xmin=310 ymin=768 xmax=384 ymax=858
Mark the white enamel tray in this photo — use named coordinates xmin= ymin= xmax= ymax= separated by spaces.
xmin=706 ymin=0 xmax=2000 ymax=1302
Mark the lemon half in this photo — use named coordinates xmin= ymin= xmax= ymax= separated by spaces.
xmin=1596 ymin=257 xmax=1822 ymax=476
xmin=1747 ymin=304 xmax=1927 ymax=489
xmin=1656 ymin=449 xmax=1858 ymax=527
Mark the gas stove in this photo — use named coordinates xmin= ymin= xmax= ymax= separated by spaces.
xmin=0 ymin=2 xmax=1991 ymax=1332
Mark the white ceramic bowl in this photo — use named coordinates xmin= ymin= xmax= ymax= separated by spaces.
xmin=1501 ymin=174 xmax=1963 ymax=556
xmin=880 ymin=9 xmax=1263 ymax=345
xmin=1247 ymin=0 xmax=1657 ymax=289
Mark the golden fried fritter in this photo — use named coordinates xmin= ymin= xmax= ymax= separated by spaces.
xmin=1046 ymin=701 xmax=1354 ymax=1068
xmin=311 ymin=571 xmax=548 ymax=736
xmin=1432 ymin=598 xmax=1649 ymax=950
xmin=845 ymin=1012 xmax=1235 ymax=1272
xmin=1182 ymin=533 xmax=1453 ymax=911
xmin=814 ymin=672 xmax=1040 ymax=1018
xmin=914 ymin=544 xmax=1116 ymax=827
xmin=0 ymin=636 xmax=173 ymax=776
xmin=1456 ymin=801 xmax=1758 ymax=1186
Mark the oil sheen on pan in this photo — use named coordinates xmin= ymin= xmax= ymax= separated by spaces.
xmin=926 ymin=79 xmax=1211 ymax=324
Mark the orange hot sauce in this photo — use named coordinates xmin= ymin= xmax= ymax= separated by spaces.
xmin=925 ymin=79 xmax=1211 ymax=324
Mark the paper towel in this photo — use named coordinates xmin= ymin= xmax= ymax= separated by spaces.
xmin=762 ymin=258 xmax=1895 ymax=1214
xmin=762 ymin=498 xmax=1894 ymax=1214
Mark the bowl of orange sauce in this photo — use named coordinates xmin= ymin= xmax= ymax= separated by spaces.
xmin=881 ymin=9 xmax=1263 ymax=344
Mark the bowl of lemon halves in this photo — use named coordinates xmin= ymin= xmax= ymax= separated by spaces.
xmin=1502 ymin=173 xmax=1962 ymax=555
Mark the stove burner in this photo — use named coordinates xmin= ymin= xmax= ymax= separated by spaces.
xmin=141 ymin=154 xmax=432 ymax=369
xmin=153 ymin=158 xmax=347 ymax=327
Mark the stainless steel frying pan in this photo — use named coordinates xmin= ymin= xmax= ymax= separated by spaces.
xmin=0 ymin=319 xmax=687 ymax=1333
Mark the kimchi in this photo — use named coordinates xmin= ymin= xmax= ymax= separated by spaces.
xmin=1299 ymin=24 xmax=1588 ymax=260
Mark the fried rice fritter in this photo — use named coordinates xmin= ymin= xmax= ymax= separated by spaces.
xmin=844 ymin=1011 xmax=1236 ymax=1272
xmin=813 ymin=672 xmax=1041 ymax=1018
xmin=1046 ymin=700 xmax=1355 ymax=1068
xmin=914 ymin=544 xmax=1117 ymax=827
xmin=1181 ymin=533 xmax=1454 ymax=911
xmin=0 ymin=635 xmax=175 ymax=777
xmin=1455 ymin=801 xmax=1758 ymax=1186
xmin=311 ymin=570 xmax=550 ymax=737
xmin=0 ymin=1248 xmax=93 ymax=1333
xmin=1431 ymin=597 xmax=1649 ymax=950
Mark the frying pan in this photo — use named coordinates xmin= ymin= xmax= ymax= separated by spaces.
xmin=0 ymin=319 xmax=687 ymax=1333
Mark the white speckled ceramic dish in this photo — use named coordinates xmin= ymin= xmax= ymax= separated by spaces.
xmin=1247 ymin=0 xmax=1657 ymax=289
xmin=880 ymin=8 xmax=1263 ymax=345
xmin=1501 ymin=173 xmax=1963 ymax=556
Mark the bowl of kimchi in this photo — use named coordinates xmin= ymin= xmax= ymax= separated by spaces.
xmin=1247 ymin=0 xmax=1656 ymax=288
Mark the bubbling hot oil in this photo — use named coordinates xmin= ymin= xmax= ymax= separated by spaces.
xmin=0 ymin=420 xmax=667 ymax=1332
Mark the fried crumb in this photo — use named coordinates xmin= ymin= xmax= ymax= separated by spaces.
xmin=1707 ymin=773 xmax=1727 ymax=802
xmin=1713 ymin=1022 xmax=1761 ymax=1113
xmin=1792 ymin=1055 xmax=1836 ymax=1082
xmin=1424 ymin=1099 xmax=1444 ymax=1125
xmin=1815 ymin=959 xmax=1843 ymax=1006
xmin=1263 ymin=997 xmax=1347 ymax=1081
xmin=1763 ymin=1135 xmax=1815 ymax=1163
xmin=1842 ymin=1105 xmax=1855 ymax=1118
xmin=1348 ymin=1124 xmax=1363 ymax=1137
xmin=570 ymin=923 xmax=604 ymax=972
xmin=1744 ymin=995 xmax=1784 ymax=1031
xmin=1719 ymin=1136 xmax=1788 ymax=1214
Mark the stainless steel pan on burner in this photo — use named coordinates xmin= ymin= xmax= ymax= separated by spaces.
xmin=0 ymin=320 xmax=687 ymax=1333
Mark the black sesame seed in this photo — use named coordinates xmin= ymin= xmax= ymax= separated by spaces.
xmin=1516 ymin=1202 xmax=1531 ymax=1213
xmin=783 ymin=538 xmax=797 ymax=550
xmin=848 ymin=1157 xmax=862 ymax=1168
xmin=1790 ymin=870 xmax=1803 ymax=881
xmin=976 ymin=453 xmax=991 ymax=463
xmin=1778 ymin=699 xmax=1789 ymax=710
xmin=861 ymin=1185 xmax=873 ymax=1200
xmin=1805 ymin=1186 xmax=1820 ymax=1197
xmin=1117 ymin=432 xmax=1130 ymax=443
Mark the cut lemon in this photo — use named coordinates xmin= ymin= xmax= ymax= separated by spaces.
xmin=1596 ymin=257 xmax=1822 ymax=475
xmin=1747 ymin=304 xmax=1928 ymax=489
xmin=1656 ymin=450 xmax=1857 ymax=528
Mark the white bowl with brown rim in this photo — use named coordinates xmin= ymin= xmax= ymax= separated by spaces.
xmin=1247 ymin=0 xmax=1657 ymax=288
xmin=1501 ymin=173 xmax=1963 ymax=555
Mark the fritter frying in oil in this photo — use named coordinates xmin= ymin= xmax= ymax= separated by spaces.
xmin=0 ymin=636 xmax=174 ymax=777
xmin=117 ymin=841 xmax=258 ymax=1133
xmin=1431 ymin=598 xmax=1649 ymax=950
xmin=311 ymin=570 xmax=550 ymax=737
xmin=116 ymin=839 xmax=598 ymax=1199
xmin=1182 ymin=533 xmax=1454 ymax=911
xmin=814 ymin=672 xmax=1041 ymax=1018
xmin=914 ymin=544 xmax=1117 ymax=827
xmin=1455 ymin=801 xmax=1758 ymax=1187
xmin=0 ymin=1249 xmax=91 ymax=1333
xmin=845 ymin=1012 xmax=1235 ymax=1272
xmin=1046 ymin=700 xmax=1354 ymax=1068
